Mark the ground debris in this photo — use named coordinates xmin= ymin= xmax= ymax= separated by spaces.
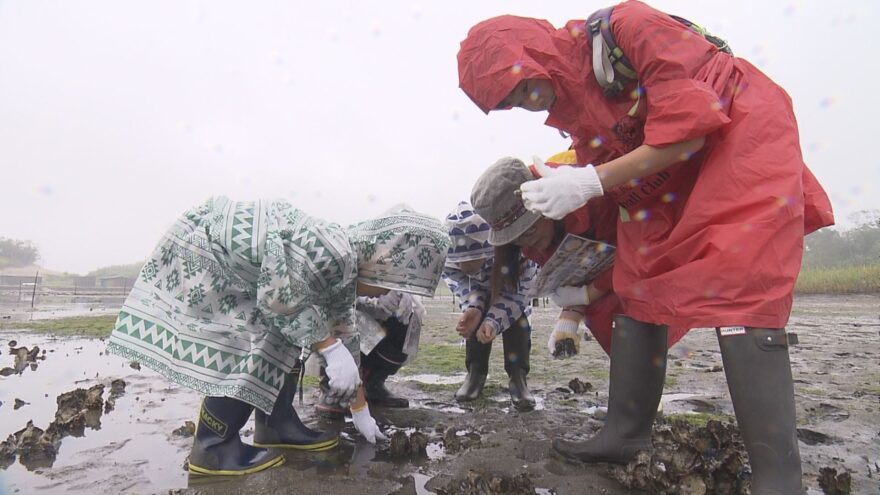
xmin=437 ymin=469 xmax=536 ymax=495
xmin=172 ymin=421 xmax=196 ymax=438
xmin=551 ymin=338 xmax=578 ymax=359
xmin=129 ymin=361 xmax=141 ymax=370
xmin=567 ymin=378 xmax=593 ymax=394
xmin=607 ymin=419 xmax=750 ymax=494
xmin=13 ymin=398 xmax=27 ymax=410
xmin=104 ymin=378 xmax=127 ymax=412
xmin=51 ymin=384 xmax=105 ymax=436
xmin=818 ymin=467 xmax=852 ymax=495
xmin=443 ymin=427 xmax=481 ymax=454
xmin=387 ymin=430 xmax=429 ymax=458
xmin=0 ymin=384 xmax=107 ymax=471
xmin=3 ymin=345 xmax=43 ymax=375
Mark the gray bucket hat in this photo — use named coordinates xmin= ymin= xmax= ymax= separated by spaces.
xmin=470 ymin=157 xmax=542 ymax=246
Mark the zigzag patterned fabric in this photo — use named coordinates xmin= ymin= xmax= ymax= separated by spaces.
xmin=108 ymin=197 xmax=360 ymax=412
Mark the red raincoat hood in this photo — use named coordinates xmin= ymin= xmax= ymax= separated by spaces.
xmin=458 ymin=15 xmax=588 ymax=121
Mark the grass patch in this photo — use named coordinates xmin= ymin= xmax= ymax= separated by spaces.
xmin=0 ymin=315 xmax=116 ymax=338
xmin=796 ymin=264 xmax=880 ymax=294
xmin=664 ymin=412 xmax=733 ymax=427
xmin=399 ymin=343 xmax=465 ymax=376
xmin=412 ymin=382 xmax=460 ymax=393
xmin=664 ymin=374 xmax=678 ymax=388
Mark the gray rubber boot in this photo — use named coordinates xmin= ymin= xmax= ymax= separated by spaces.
xmin=552 ymin=315 xmax=667 ymax=463
xmin=717 ymin=327 xmax=803 ymax=494
xmin=455 ymin=334 xmax=491 ymax=402
xmin=503 ymin=317 xmax=535 ymax=412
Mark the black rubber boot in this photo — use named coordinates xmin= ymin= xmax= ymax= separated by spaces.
xmin=315 ymin=366 xmax=349 ymax=420
xmin=362 ymin=353 xmax=409 ymax=408
xmin=503 ymin=317 xmax=535 ymax=412
xmin=717 ymin=327 xmax=803 ymax=494
xmin=454 ymin=334 xmax=491 ymax=402
xmin=188 ymin=396 xmax=285 ymax=476
xmin=552 ymin=315 xmax=667 ymax=463
xmin=254 ymin=365 xmax=339 ymax=451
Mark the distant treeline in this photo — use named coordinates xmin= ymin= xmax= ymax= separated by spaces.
xmin=797 ymin=209 xmax=880 ymax=294
xmin=0 ymin=237 xmax=39 ymax=268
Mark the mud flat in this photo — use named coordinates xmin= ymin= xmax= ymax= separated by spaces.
xmin=0 ymin=294 xmax=878 ymax=494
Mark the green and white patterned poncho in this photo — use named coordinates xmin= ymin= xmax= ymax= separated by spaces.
xmin=107 ymin=197 xmax=449 ymax=412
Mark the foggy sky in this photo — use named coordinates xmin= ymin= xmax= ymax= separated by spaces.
xmin=1 ymin=0 xmax=876 ymax=274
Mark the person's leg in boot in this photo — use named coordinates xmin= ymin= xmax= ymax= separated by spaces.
xmin=254 ymin=363 xmax=339 ymax=451
xmin=362 ymin=316 xmax=409 ymax=408
xmin=316 ymin=365 xmax=349 ymax=419
xmin=553 ymin=314 xmax=667 ymax=463
xmin=188 ymin=396 xmax=285 ymax=475
xmin=455 ymin=333 xmax=492 ymax=402
xmin=717 ymin=327 xmax=803 ymax=494
xmin=503 ymin=316 xmax=535 ymax=411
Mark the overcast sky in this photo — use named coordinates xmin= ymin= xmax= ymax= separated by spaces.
xmin=1 ymin=0 xmax=876 ymax=274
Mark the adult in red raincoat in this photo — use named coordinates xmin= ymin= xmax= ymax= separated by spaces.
xmin=458 ymin=2 xmax=834 ymax=492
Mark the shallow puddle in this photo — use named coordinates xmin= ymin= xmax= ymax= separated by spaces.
xmin=0 ymin=331 xmax=199 ymax=493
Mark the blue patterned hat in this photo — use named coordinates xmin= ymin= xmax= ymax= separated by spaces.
xmin=444 ymin=201 xmax=494 ymax=263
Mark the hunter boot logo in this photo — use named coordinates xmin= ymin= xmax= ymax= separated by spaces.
xmin=200 ymin=406 xmax=229 ymax=437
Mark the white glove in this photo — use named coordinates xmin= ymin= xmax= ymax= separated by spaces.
xmin=550 ymin=285 xmax=590 ymax=308
xmin=548 ymin=317 xmax=582 ymax=358
xmin=319 ymin=340 xmax=361 ymax=401
xmin=520 ymin=157 xmax=604 ymax=220
xmin=351 ymin=404 xmax=388 ymax=443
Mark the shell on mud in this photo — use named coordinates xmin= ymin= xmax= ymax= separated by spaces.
xmin=608 ymin=419 xmax=751 ymax=494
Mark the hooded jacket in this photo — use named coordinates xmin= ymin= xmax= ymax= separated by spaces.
xmin=458 ymin=1 xmax=834 ymax=330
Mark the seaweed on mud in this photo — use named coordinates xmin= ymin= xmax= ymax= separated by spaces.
xmin=437 ymin=469 xmax=536 ymax=495
xmin=607 ymin=418 xmax=751 ymax=494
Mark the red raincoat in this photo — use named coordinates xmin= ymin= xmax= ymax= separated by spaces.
xmin=524 ymin=158 xmax=689 ymax=354
xmin=458 ymin=1 xmax=834 ymax=331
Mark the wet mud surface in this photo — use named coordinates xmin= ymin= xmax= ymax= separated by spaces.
xmin=1 ymin=294 xmax=878 ymax=494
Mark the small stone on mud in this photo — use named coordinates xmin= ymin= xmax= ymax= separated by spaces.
xmin=129 ymin=361 xmax=141 ymax=370
xmin=568 ymin=378 xmax=593 ymax=394
xmin=172 ymin=421 xmax=196 ymax=438
xmin=0 ymin=367 xmax=16 ymax=377
xmin=708 ymin=365 xmax=723 ymax=372
xmin=14 ymin=398 xmax=27 ymax=410
xmin=818 ymin=467 xmax=852 ymax=495
xmin=8 ymin=340 xmax=16 ymax=347
xmin=797 ymin=428 xmax=835 ymax=446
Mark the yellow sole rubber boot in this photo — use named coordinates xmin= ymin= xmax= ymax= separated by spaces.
xmin=253 ymin=436 xmax=339 ymax=452
xmin=188 ymin=453 xmax=285 ymax=476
